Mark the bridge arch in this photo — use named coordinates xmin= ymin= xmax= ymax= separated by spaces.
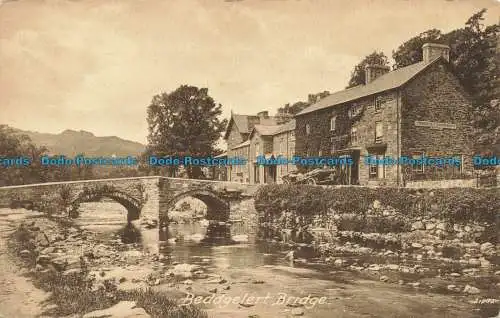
xmin=161 ymin=189 xmax=230 ymax=226
xmin=71 ymin=187 xmax=142 ymax=221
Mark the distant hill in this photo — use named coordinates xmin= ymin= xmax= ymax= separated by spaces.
xmin=10 ymin=127 xmax=146 ymax=157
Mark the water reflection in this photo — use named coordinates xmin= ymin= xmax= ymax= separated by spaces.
xmin=158 ymin=221 xmax=291 ymax=271
xmin=118 ymin=222 xmax=142 ymax=244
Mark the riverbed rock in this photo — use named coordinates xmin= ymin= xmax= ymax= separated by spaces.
xmin=186 ymin=234 xmax=204 ymax=242
xmin=35 ymin=232 xmax=50 ymax=247
xmin=291 ymin=307 xmax=305 ymax=316
xmin=463 ymin=285 xmax=480 ymax=294
xmin=232 ymin=234 xmax=249 ymax=243
xmin=480 ymin=242 xmax=495 ymax=256
xmin=334 ymin=259 xmax=344 ymax=267
xmin=380 ymin=275 xmax=389 ymax=282
xmin=468 ymin=258 xmax=481 ymax=266
xmin=411 ymin=222 xmax=425 ymax=231
xmin=411 ymin=243 xmax=423 ymax=249
xmin=19 ymin=250 xmax=31 ymax=258
xmin=425 ymin=222 xmax=436 ymax=230
xmin=82 ymin=301 xmax=150 ymax=318
xmin=172 ymin=263 xmax=201 ymax=276
xmin=386 ymin=264 xmax=399 ymax=271
xmin=447 ymin=285 xmax=461 ymax=292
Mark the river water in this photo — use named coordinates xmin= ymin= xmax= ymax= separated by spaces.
xmin=71 ymin=200 xmax=485 ymax=318
xmin=76 ymin=200 xmax=291 ymax=270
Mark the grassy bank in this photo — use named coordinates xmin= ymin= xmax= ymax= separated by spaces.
xmin=9 ymin=218 xmax=207 ymax=318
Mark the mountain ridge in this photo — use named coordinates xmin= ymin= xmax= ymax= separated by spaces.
xmin=9 ymin=126 xmax=146 ymax=157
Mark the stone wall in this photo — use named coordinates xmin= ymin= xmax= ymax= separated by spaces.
xmin=226 ymin=124 xmax=245 ymax=182
xmin=295 ymin=90 xmax=399 ymax=185
xmin=272 ymin=130 xmax=296 ymax=183
xmin=401 ymin=61 xmax=474 ymax=173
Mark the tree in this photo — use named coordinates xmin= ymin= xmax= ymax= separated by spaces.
xmin=145 ymin=85 xmax=227 ymax=179
xmin=0 ymin=125 xmax=49 ymax=185
xmin=346 ymin=51 xmax=389 ymax=88
xmin=392 ymin=29 xmax=444 ymax=69
xmin=276 ymin=91 xmax=330 ymax=116
xmin=392 ymin=9 xmax=499 ymax=154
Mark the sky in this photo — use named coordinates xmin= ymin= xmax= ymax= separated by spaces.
xmin=1 ymin=0 xmax=499 ymax=144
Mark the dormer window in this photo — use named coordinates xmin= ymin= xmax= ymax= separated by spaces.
xmin=330 ymin=116 xmax=336 ymax=131
xmin=305 ymin=124 xmax=311 ymax=135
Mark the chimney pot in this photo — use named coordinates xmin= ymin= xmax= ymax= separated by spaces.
xmin=364 ymin=64 xmax=390 ymax=84
xmin=422 ymin=43 xmax=450 ymax=63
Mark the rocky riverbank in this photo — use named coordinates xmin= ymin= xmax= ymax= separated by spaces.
xmin=4 ymin=205 xmax=500 ymax=318
xmin=7 ymin=212 xmax=206 ymax=318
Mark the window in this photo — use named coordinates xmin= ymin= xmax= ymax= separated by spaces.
xmin=255 ymin=142 xmax=260 ymax=157
xmin=350 ymin=127 xmax=358 ymax=145
xmin=349 ymin=103 xmax=362 ymax=118
xmin=375 ymin=96 xmax=384 ymax=112
xmin=290 ymin=131 xmax=295 ymax=141
xmin=330 ymin=116 xmax=336 ymax=131
xmin=375 ymin=122 xmax=383 ymax=143
xmin=305 ymin=124 xmax=311 ymax=135
xmin=412 ymin=152 xmax=424 ymax=174
xmin=368 ymin=154 xmax=385 ymax=179
xmin=279 ymin=138 xmax=284 ymax=154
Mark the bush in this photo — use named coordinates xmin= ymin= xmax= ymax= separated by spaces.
xmin=254 ymin=185 xmax=498 ymax=242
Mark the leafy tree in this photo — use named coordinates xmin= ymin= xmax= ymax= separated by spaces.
xmin=70 ymin=153 xmax=94 ymax=180
xmin=346 ymin=51 xmax=389 ymax=88
xmin=276 ymin=91 xmax=330 ymax=115
xmin=145 ymin=85 xmax=227 ymax=179
xmin=392 ymin=9 xmax=499 ymax=154
xmin=392 ymin=29 xmax=444 ymax=69
xmin=0 ymin=125 xmax=48 ymax=185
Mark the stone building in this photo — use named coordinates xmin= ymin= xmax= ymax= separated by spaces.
xmin=294 ymin=43 xmax=474 ymax=186
xmin=248 ymin=119 xmax=296 ymax=184
xmin=223 ymin=111 xmax=295 ymax=183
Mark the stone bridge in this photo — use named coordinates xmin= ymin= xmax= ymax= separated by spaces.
xmin=0 ymin=176 xmax=259 ymax=253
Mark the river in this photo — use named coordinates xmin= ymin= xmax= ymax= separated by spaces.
xmin=72 ymin=200 xmax=483 ymax=318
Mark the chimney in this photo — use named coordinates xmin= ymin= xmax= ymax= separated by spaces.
xmin=422 ymin=43 xmax=450 ymax=63
xmin=365 ymin=65 xmax=390 ymax=84
xmin=257 ymin=111 xmax=269 ymax=119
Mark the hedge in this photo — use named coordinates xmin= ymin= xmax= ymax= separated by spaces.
xmin=254 ymin=185 xmax=499 ymax=224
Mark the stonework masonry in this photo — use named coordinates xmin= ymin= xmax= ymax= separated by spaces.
xmin=295 ymin=54 xmax=474 ymax=186
xmin=0 ymin=177 xmax=258 ymax=253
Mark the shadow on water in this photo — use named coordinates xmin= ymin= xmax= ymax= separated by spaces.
xmin=116 ymin=222 xmax=143 ymax=244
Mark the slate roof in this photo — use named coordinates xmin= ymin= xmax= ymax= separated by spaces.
xmin=274 ymin=119 xmax=296 ymax=134
xmin=253 ymin=125 xmax=282 ymax=136
xmin=249 ymin=119 xmax=296 ymax=138
xmin=296 ymin=58 xmax=443 ymax=116
xmin=232 ymin=140 xmax=250 ymax=149
xmin=224 ymin=114 xmax=279 ymax=139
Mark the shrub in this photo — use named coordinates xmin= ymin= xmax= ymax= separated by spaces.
xmin=254 ymin=185 xmax=498 ymax=243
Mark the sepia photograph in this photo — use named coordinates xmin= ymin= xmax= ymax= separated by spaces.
xmin=0 ymin=0 xmax=499 ymax=317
